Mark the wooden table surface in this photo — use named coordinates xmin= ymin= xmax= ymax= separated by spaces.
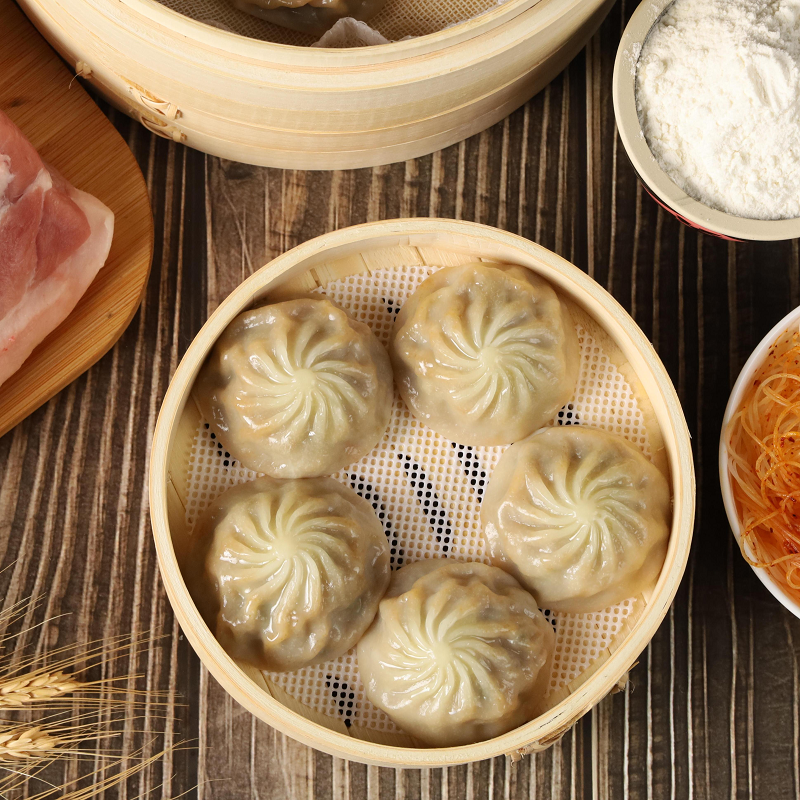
xmin=2 ymin=0 xmax=800 ymax=797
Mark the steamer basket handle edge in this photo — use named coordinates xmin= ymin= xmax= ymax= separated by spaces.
xmin=126 ymin=82 xmax=186 ymax=142
xmin=68 ymin=42 xmax=186 ymax=145
xmin=84 ymin=61 xmax=186 ymax=143
xmin=505 ymin=671 xmax=630 ymax=761
xmin=79 ymin=53 xmax=187 ymax=143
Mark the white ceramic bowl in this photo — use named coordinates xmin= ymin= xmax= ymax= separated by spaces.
xmin=612 ymin=0 xmax=800 ymax=242
xmin=719 ymin=305 xmax=800 ymax=619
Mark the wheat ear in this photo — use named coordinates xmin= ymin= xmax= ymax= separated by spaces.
xmin=0 ymin=727 xmax=62 ymax=761
xmin=0 ymin=671 xmax=83 ymax=708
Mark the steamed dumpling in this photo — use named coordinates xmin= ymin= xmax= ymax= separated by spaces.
xmin=230 ymin=0 xmax=388 ymax=36
xmin=481 ymin=426 xmax=671 ymax=612
xmin=356 ymin=560 xmax=554 ymax=746
xmin=390 ymin=263 xmax=579 ymax=446
xmin=195 ymin=297 xmax=393 ymax=478
xmin=188 ymin=476 xmax=391 ymax=672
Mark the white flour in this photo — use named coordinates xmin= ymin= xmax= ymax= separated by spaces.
xmin=636 ymin=0 xmax=800 ymax=220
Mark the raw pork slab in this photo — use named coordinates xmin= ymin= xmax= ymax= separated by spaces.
xmin=0 ymin=109 xmax=114 ymax=387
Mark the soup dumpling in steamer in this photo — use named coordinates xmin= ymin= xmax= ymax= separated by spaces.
xmin=188 ymin=476 xmax=391 ymax=672
xmin=195 ymin=296 xmax=393 ymax=479
xmin=230 ymin=0 xmax=388 ymax=36
xmin=357 ymin=559 xmax=555 ymax=746
xmin=481 ymin=426 xmax=672 ymax=613
xmin=390 ymin=263 xmax=579 ymax=446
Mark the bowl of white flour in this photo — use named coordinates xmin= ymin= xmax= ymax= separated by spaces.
xmin=613 ymin=0 xmax=800 ymax=241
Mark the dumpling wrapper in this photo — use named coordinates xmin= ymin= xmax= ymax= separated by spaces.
xmin=230 ymin=0 xmax=388 ymax=35
xmin=187 ymin=476 xmax=391 ymax=672
xmin=195 ymin=296 xmax=393 ymax=479
xmin=390 ymin=263 xmax=579 ymax=447
xmin=357 ymin=559 xmax=555 ymax=747
xmin=481 ymin=426 xmax=672 ymax=613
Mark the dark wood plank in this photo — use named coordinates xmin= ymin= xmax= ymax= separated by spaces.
xmin=3 ymin=1 xmax=800 ymax=797
xmin=589 ymin=5 xmax=800 ymax=800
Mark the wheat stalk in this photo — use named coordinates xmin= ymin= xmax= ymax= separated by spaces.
xmin=0 ymin=671 xmax=83 ymax=708
xmin=0 ymin=592 xmax=182 ymax=798
xmin=0 ymin=632 xmax=173 ymax=711
xmin=0 ymin=727 xmax=62 ymax=762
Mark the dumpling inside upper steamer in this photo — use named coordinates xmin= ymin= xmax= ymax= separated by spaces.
xmin=230 ymin=0 xmax=388 ymax=35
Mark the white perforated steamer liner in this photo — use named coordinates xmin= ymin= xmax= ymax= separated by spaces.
xmin=719 ymin=305 xmax=800 ymax=620
xmin=184 ymin=266 xmax=647 ymax=733
xmin=150 ymin=219 xmax=694 ymax=766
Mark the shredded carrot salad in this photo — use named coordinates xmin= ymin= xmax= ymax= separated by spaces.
xmin=726 ymin=326 xmax=800 ymax=600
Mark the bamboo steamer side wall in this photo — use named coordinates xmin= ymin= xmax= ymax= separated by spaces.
xmin=18 ymin=0 xmax=612 ymax=168
xmin=61 ymin=10 xmax=590 ymax=129
xmin=72 ymin=23 xmax=598 ymax=168
xmin=149 ymin=220 xmax=695 ymax=766
xmin=38 ymin=0 xmax=563 ymax=66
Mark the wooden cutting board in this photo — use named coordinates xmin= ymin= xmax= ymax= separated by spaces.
xmin=0 ymin=0 xmax=153 ymax=437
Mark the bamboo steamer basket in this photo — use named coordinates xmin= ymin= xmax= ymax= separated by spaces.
xmin=149 ymin=219 xmax=695 ymax=766
xmin=18 ymin=0 xmax=613 ymax=169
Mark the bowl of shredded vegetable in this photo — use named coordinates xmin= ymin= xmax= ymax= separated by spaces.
xmin=720 ymin=306 xmax=800 ymax=619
